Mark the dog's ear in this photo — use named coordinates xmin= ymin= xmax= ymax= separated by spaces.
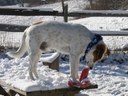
xmin=93 ymin=44 xmax=106 ymax=62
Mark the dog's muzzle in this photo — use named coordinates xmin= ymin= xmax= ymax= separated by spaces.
xmin=85 ymin=61 xmax=93 ymax=70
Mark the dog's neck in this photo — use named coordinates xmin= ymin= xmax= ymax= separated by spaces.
xmin=83 ymin=34 xmax=103 ymax=60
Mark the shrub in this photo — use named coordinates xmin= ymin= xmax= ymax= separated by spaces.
xmin=88 ymin=0 xmax=128 ymax=10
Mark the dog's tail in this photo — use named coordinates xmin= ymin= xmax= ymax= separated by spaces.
xmin=7 ymin=30 xmax=27 ymax=58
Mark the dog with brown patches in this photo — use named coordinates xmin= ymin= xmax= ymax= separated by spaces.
xmin=7 ymin=21 xmax=109 ymax=82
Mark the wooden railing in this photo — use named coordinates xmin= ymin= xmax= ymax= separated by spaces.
xmin=0 ymin=5 xmax=128 ymax=96
xmin=0 ymin=23 xmax=128 ymax=36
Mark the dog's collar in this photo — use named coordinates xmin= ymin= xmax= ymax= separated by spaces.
xmin=83 ymin=34 xmax=103 ymax=60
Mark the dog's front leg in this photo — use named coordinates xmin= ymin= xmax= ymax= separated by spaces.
xmin=69 ymin=54 xmax=80 ymax=82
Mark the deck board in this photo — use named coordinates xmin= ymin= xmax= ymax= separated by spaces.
xmin=0 ymin=80 xmax=98 ymax=96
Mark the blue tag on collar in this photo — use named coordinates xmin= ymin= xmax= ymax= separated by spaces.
xmin=83 ymin=34 xmax=103 ymax=60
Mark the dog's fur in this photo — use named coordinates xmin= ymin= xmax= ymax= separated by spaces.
xmin=7 ymin=21 xmax=109 ymax=82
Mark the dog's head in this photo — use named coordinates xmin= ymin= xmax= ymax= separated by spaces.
xmin=86 ymin=41 xmax=110 ymax=69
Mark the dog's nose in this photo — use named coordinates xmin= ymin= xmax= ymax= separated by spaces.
xmin=90 ymin=67 xmax=93 ymax=70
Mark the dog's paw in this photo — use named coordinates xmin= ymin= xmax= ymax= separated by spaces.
xmin=68 ymin=79 xmax=81 ymax=88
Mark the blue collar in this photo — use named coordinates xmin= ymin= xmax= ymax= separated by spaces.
xmin=83 ymin=34 xmax=103 ymax=60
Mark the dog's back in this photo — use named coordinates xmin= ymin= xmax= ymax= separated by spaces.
xmin=28 ymin=21 xmax=93 ymax=53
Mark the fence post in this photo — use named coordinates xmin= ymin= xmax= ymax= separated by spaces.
xmin=90 ymin=0 xmax=93 ymax=9
xmin=61 ymin=0 xmax=68 ymax=22
xmin=63 ymin=4 xmax=68 ymax=22
xmin=62 ymin=0 xmax=64 ymax=13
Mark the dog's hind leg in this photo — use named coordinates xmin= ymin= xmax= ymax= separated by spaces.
xmin=28 ymin=49 xmax=42 ymax=80
xmin=33 ymin=50 xmax=42 ymax=79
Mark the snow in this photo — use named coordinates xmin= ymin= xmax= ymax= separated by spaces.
xmin=0 ymin=0 xmax=128 ymax=96
xmin=70 ymin=17 xmax=128 ymax=50
xmin=0 ymin=55 xmax=68 ymax=92
xmin=85 ymin=53 xmax=128 ymax=96
xmin=40 ymin=52 xmax=59 ymax=63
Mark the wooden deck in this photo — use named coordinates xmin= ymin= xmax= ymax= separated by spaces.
xmin=0 ymin=80 xmax=98 ymax=96
xmin=0 ymin=53 xmax=98 ymax=96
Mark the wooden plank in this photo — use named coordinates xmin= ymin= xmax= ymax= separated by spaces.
xmin=0 ymin=80 xmax=26 ymax=96
xmin=0 ymin=79 xmax=97 ymax=96
xmin=0 ymin=23 xmax=128 ymax=36
xmin=68 ymin=10 xmax=128 ymax=17
xmin=26 ymin=84 xmax=98 ymax=96
xmin=92 ymin=30 xmax=128 ymax=36
xmin=8 ymin=90 xmax=17 ymax=96
xmin=8 ymin=90 xmax=24 ymax=96
xmin=0 ymin=85 xmax=10 ymax=96
xmin=0 ymin=7 xmax=59 ymax=16
xmin=0 ymin=7 xmax=128 ymax=17
xmin=43 ymin=56 xmax=59 ymax=71
xmin=0 ymin=23 xmax=28 ymax=32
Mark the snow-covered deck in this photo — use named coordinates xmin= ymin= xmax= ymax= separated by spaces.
xmin=0 ymin=80 xmax=98 ymax=96
xmin=0 ymin=52 xmax=98 ymax=96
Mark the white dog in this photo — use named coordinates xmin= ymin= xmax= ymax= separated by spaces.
xmin=7 ymin=21 xmax=109 ymax=82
